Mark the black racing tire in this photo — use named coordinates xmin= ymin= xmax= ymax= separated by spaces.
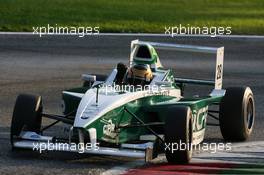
xmin=164 ymin=106 xmax=193 ymax=164
xmin=10 ymin=94 xmax=43 ymax=149
xmin=219 ymin=87 xmax=255 ymax=141
xmin=83 ymin=74 xmax=108 ymax=87
xmin=152 ymin=137 xmax=164 ymax=159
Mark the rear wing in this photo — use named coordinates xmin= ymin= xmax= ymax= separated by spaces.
xmin=130 ymin=40 xmax=224 ymax=90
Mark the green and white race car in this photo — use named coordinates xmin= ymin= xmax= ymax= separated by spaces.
xmin=10 ymin=40 xmax=255 ymax=164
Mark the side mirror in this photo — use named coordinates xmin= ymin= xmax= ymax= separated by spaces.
xmin=82 ymin=74 xmax=96 ymax=82
xmin=82 ymin=74 xmax=96 ymax=88
xmin=155 ymin=81 xmax=172 ymax=87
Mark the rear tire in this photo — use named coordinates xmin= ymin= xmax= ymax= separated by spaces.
xmin=10 ymin=94 xmax=43 ymax=149
xmin=219 ymin=87 xmax=255 ymax=141
xmin=164 ymin=106 xmax=193 ymax=164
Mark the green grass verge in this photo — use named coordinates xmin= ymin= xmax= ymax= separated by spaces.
xmin=0 ymin=0 xmax=264 ymax=34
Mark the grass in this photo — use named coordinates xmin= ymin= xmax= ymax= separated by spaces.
xmin=0 ymin=0 xmax=264 ymax=34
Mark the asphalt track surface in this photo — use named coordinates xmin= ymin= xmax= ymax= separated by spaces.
xmin=0 ymin=34 xmax=263 ymax=174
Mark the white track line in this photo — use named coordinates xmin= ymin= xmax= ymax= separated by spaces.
xmin=0 ymin=32 xmax=264 ymax=39
xmin=0 ymin=132 xmax=9 ymax=139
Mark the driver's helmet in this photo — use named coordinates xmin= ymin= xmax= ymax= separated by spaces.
xmin=126 ymin=64 xmax=153 ymax=86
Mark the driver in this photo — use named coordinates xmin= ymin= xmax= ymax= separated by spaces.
xmin=126 ymin=64 xmax=153 ymax=86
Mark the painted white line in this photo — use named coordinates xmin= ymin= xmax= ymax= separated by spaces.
xmin=229 ymin=141 xmax=264 ymax=148
xmin=0 ymin=132 xmax=9 ymax=135
xmin=0 ymin=32 xmax=264 ymax=39
xmin=0 ymin=132 xmax=10 ymax=140
xmin=99 ymin=33 xmax=264 ymax=39
xmin=191 ymin=141 xmax=264 ymax=164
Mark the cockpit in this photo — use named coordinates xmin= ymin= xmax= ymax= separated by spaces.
xmin=104 ymin=41 xmax=170 ymax=88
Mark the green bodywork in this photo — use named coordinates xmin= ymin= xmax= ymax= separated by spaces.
xmin=62 ymin=41 xmax=225 ymax=145
xmin=62 ymin=68 xmax=223 ymax=145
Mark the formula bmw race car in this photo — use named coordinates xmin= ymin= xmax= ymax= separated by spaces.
xmin=10 ymin=40 xmax=255 ymax=164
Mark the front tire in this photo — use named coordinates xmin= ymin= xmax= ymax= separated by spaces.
xmin=10 ymin=94 xmax=43 ymax=149
xmin=219 ymin=87 xmax=255 ymax=141
xmin=164 ymin=106 xmax=193 ymax=164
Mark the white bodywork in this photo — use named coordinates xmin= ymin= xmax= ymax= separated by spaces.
xmin=73 ymin=79 xmax=181 ymax=128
